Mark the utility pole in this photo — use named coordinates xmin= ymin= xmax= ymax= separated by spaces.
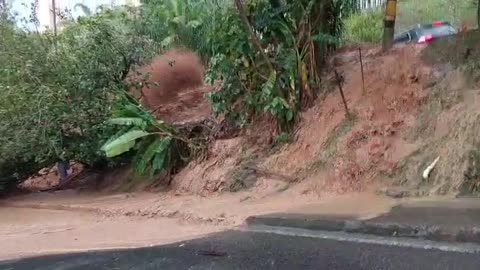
xmin=0 ymin=0 xmax=7 ymax=21
xmin=382 ymin=0 xmax=397 ymax=51
xmin=52 ymin=0 xmax=57 ymax=37
xmin=51 ymin=0 xmax=58 ymax=51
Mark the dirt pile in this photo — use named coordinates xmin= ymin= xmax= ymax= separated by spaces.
xmin=19 ymin=162 xmax=85 ymax=192
xmin=130 ymin=49 xmax=215 ymax=124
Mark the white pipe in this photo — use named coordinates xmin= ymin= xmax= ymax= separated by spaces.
xmin=422 ymin=156 xmax=440 ymax=180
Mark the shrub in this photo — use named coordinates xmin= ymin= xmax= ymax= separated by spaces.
xmin=0 ymin=8 xmax=154 ymax=192
xmin=201 ymin=0 xmax=356 ymax=130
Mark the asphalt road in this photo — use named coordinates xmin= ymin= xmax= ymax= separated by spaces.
xmin=2 ymin=228 xmax=480 ymax=270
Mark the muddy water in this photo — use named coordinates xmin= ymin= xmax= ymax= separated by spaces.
xmin=0 ymin=206 xmax=224 ymax=260
xmin=0 ymin=189 xmax=403 ymax=261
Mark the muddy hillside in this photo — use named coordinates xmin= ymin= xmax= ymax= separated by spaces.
xmin=23 ymin=32 xmax=480 ymax=198
xmin=171 ymin=33 xmax=480 ymax=197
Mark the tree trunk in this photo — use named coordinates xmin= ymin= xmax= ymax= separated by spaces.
xmin=311 ymin=0 xmax=334 ymax=73
xmin=234 ymin=0 xmax=274 ymax=72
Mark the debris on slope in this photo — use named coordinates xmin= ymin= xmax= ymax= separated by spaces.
xmin=23 ymin=32 xmax=480 ymax=197
xmin=129 ymin=49 xmax=216 ymax=125
xmin=172 ymin=36 xmax=480 ymax=197
xmin=19 ymin=162 xmax=85 ymax=192
xmin=386 ymin=30 xmax=480 ymax=196
xmin=390 ymin=70 xmax=480 ymax=195
xmin=20 ymin=49 xmax=217 ymax=193
xmin=259 ymin=46 xmax=431 ymax=193
xmin=422 ymin=29 xmax=480 ymax=69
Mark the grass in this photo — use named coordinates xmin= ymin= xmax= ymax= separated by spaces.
xmin=396 ymin=0 xmax=477 ymax=32
xmin=343 ymin=9 xmax=384 ymax=43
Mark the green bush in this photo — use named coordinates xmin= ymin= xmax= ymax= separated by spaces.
xmin=0 ymin=8 xmax=154 ymax=192
xmin=202 ymin=0 xmax=356 ymax=130
xmin=0 ymin=0 xmax=362 ymax=191
xmin=343 ymin=9 xmax=383 ymax=44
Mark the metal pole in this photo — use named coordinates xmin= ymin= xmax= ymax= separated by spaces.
xmin=0 ymin=0 xmax=7 ymax=20
xmin=359 ymin=48 xmax=366 ymax=95
xmin=477 ymin=0 xmax=479 ymax=29
xmin=382 ymin=0 xmax=397 ymax=51
xmin=51 ymin=0 xmax=57 ymax=51
xmin=334 ymin=70 xmax=350 ymax=117
xmin=52 ymin=0 xmax=57 ymax=36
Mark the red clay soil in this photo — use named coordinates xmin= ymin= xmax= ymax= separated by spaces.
xmin=170 ymin=45 xmax=434 ymax=195
xmin=258 ymin=45 xmax=433 ymax=194
xmin=130 ymin=49 xmax=215 ymax=124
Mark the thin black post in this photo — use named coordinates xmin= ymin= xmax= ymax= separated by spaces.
xmin=334 ymin=69 xmax=350 ymax=117
xmin=359 ymin=47 xmax=366 ymax=95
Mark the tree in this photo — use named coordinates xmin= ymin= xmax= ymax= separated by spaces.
xmin=0 ymin=7 xmax=154 ymax=192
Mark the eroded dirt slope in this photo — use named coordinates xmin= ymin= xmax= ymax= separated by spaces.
xmin=173 ymin=45 xmax=432 ymax=195
xmin=173 ymin=37 xmax=480 ymax=197
xmin=23 ymin=39 xmax=480 ymax=197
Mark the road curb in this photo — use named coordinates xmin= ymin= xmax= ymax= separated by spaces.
xmin=246 ymin=214 xmax=480 ymax=245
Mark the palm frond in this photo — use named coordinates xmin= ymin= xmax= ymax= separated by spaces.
xmin=261 ymin=71 xmax=277 ymax=97
xmin=134 ymin=136 xmax=172 ymax=175
xmin=152 ymin=150 xmax=169 ymax=172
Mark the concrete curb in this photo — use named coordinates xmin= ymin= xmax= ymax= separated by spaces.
xmin=246 ymin=214 xmax=480 ymax=244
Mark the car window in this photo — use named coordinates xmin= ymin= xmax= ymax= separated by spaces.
xmin=409 ymin=30 xmax=419 ymax=40
xmin=394 ymin=31 xmax=411 ymax=42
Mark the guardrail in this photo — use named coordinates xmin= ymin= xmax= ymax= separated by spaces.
xmin=359 ymin=0 xmax=386 ymax=10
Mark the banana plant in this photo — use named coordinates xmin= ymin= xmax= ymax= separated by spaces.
xmin=101 ymin=96 xmax=177 ymax=176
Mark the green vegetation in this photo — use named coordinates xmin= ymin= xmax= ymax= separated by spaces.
xmin=14 ymin=0 xmax=480 ymax=193
xmin=0 ymin=0 xmax=359 ymax=193
xmin=343 ymin=9 xmax=383 ymax=43
xmin=1 ymin=0 xmax=479 ymax=193
xmin=0 ymin=7 xmax=155 ymax=191
xmin=100 ymin=95 xmax=201 ymax=177
xmin=200 ymin=0 xmax=358 ymax=129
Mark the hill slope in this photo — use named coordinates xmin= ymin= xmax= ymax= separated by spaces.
xmin=173 ymin=33 xmax=480 ymax=198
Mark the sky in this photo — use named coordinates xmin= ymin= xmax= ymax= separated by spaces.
xmin=9 ymin=0 xmax=115 ymax=30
